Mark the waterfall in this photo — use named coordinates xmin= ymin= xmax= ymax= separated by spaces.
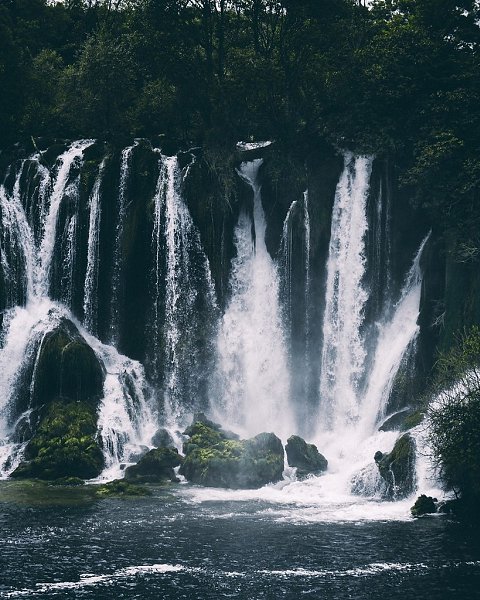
xmin=319 ymin=153 xmax=373 ymax=431
xmin=83 ymin=159 xmax=106 ymax=334
xmin=151 ymin=153 xmax=217 ymax=427
xmin=0 ymin=141 xmax=156 ymax=479
xmin=109 ymin=142 xmax=137 ymax=345
xmin=214 ymin=159 xmax=293 ymax=439
xmin=36 ymin=140 xmax=94 ymax=298
xmin=280 ymin=198 xmax=298 ymax=328
xmin=358 ymin=233 xmax=431 ymax=435
xmin=0 ymin=164 xmax=36 ymax=306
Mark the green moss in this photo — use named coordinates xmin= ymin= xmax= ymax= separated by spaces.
xmin=11 ymin=400 xmax=104 ymax=481
xmin=402 ymin=410 xmax=424 ymax=431
xmin=94 ymin=479 xmax=151 ymax=498
xmin=180 ymin=420 xmax=284 ymax=489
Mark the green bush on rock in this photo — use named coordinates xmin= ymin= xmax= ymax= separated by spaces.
xmin=180 ymin=419 xmax=284 ymax=489
xmin=11 ymin=400 xmax=104 ymax=481
xmin=427 ymin=327 xmax=480 ymax=511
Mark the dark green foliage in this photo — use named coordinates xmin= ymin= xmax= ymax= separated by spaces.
xmin=410 ymin=494 xmax=437 ymax=517
xmin=124 ymin=447 xmax=183 ymax=483
xmin=11 ymin=400 xmax=104 ymax=480
xmin=285 ymin=435 xmax=328 ymax=478
xmin=428 ymin=327 xmax=480 ymax=504
xmin=374 ymin=433 xmax=416 ymax=499
xmin=180 ymin=419 xmax=284 ymax=489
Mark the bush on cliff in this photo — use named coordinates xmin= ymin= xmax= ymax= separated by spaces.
xmin=427 ymin=327 xmax=480 ymax=510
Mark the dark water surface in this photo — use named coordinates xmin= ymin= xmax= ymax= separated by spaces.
xmin=1 ymin=483 xmax=480 ymax=599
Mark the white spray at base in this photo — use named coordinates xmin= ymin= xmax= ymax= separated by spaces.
xmin=214 ymin=159 xmax=293 ymax=440
xmin=0 ymin=141 xmax=156 ymax=480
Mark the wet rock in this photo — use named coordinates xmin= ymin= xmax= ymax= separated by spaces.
xmin=374 ymin=434 xmax=416 ymax=500
xmin=32 ymin=318 xmax=105 ymax=408
xmin=180 ymin=419 xmax=284 ymax=489
xmin=11 ymin=399 xmax=104 ymax=480
xmin=378 ymin=408 xmax=424 ymax=432
xmin=151 ymin=428 xmax=175 ymax=449
xmin=128 ymin=445 xmax=150 ymax=463
xmin=95 ymin=479 xmax=151 ymax=497
xmin=124 ymin=447 xmax=183 ymax=483
xmin=285 ymin=435 xmax=328 ymax=478
xmin=411 ymin=494 xmax=437 ymax=517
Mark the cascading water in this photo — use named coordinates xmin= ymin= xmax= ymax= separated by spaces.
xmin=83 ymin=158 xmax=106 ymax=334
xmin=214 ymin=159 xmax=293 ymax=439
xmin=0 ymin=141 xmax=155 ymax=479
xmin=150 ymin=153 xmax=217 ymax=429
xmin=109 ymin=142 xmax=138 ymax=345
xmin=319 ymin=153 xmax=373 ymax=432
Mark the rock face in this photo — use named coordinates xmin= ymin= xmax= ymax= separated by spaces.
xmin=378 ymin=408 xmax=424 ymax=432
xmin=32 ymin=318 xmax=105 ymax=408
xmin=374 ymin=434 xmax=417 ymax=499
xmin=124 ymin=448 xmax=183 ymax=483
xmin=411 ymin=494 xmax=437 ymax=517
xmin=11 ymin=400 xmax=105 ymax=480
xmin=180 ymin=419 xmax=284 ymax=489
xmin=285 ymin=435 xmax=328 ymax=478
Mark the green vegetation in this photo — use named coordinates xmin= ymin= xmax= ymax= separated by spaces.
xmin=95 ymin=479 xmax=151 ymax=497
xmin=428 ymin=327 xmax=480 ymax=511
xmin=11 ymin=400 xmax=104 ymax=480
xmin=1 ymin=0 xmax=478 ymax=252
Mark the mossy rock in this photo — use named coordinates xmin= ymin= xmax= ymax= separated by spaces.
xmin=180 ymin=420 xmax=284 ymax=489
xmin=379 ymin=408 xmax=424 ymax=432
xmin=124 ymin=447 xmax=183 ymax=483
xmin=285 ymin=435 xmax=328 ymax=478
xmin=94 ymin=479 xmax=151 ymax=498
xmin=374 ymin=434 xmax=417 ymax=500
xmin=11 ymin=400 xmax=104 ymax=480
xmin=32 ymin=318 xmax=105 ymax=408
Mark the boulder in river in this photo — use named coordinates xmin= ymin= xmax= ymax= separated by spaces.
xmin=180 ymin=419 xmax=284 ymax=489
xmin=124 ymin=447 xmax=183 ymax=483
xmin=285 ymin=435 xmax=328 ymax=478
xmin=11 ymin=399 xmax=105 ymax=480
xmin=411 ymin=494 xmax=437 ymax=517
